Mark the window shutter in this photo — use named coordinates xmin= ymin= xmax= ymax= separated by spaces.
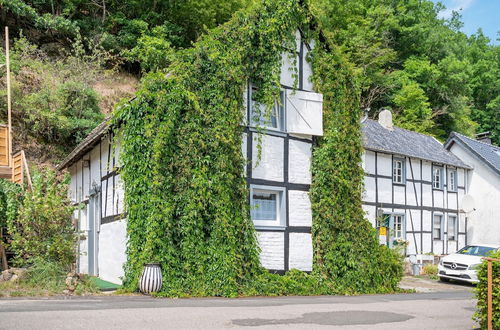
xmin=286 ymin=90 xmax=323 ymax=136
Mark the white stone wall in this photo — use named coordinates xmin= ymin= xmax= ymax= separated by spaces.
xmin=288 ymin=190 xmax=312 ymax=227
xmin=449 ymin=143 xmax=500 ymax=246
xmin=288 ymin=140 xmax=311 ymax=184
xmin=257 ymin=232 xmax=285 ymax=270
xmin=252 ymin=133 xmax=284 ymax=182
xmin=289 ymin=233 xmax=313 ymax=271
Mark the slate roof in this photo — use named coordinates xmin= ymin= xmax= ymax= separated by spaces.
xmin=362 ymin=119 xmax=470 ymax=168
xmin=56 ymin=119 xmax=110 ymax=170
xmin=444 ymin=132 xmax=500 ymax=176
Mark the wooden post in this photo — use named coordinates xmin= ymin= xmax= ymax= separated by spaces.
xmin=487 ymin=260 xmax=493 ymax=330
xmin=5 ymin=26 xmax=12 ymax=168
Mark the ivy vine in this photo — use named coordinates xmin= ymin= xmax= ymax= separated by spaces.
xmin=113 ymin=0 xmax=402 ymax=297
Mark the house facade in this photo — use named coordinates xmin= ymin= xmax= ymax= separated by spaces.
xmin=58 ymin=31 xmax=323 ymax=284
xmin=361 ymin=110 xmax=472 ymax=258
xmin=445 ymin=132 xmax=500 ymax=246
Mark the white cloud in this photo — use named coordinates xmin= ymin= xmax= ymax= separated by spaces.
xmin=438 ymin=0 xmax=476 ymax=19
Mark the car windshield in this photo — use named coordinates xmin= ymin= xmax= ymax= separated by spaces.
xmin=457 ymin=245 xmax=497 ymax=257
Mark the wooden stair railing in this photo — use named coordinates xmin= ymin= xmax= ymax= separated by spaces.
xmin=11 ymin=150 xmax=31 ymax=188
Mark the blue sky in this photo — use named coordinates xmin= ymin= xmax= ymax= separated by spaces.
xmin=432 ymin=0 xmax=499 ymax=44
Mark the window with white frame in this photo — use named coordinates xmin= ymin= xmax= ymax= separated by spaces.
xmin=448 ymin=215 xmax=457 ymax=240
xmin=393 ymin=158 xmax=405 ymax=184
xmin=392 ymin=215 xmax=404 ymax=239
xmin=250 ymin=87 xmax=285 ymax=131
xmin=432 ymin=165 xmax=444 ymax=189
xmin=250 ymin=186 xmax=285 ymax=227
xmin=433 ymin=214 xmax=443 ymax=240
xmin=448 ymin=169 xmax=457 ymax=191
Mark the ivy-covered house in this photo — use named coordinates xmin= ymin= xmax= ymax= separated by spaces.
xmin=361 ymin=110 xmax=471 ymax=258
xmin=58 ymin=30 xmax=323 ymax=284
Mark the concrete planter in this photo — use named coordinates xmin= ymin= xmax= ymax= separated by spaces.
xmin=139 ymin=263 xmax=162 ymax=294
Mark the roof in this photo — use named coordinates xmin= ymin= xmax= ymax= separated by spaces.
xmin=56 ymin=119 xmax=110 ymax=170
xmin=444 ymin=132 xmax=500 ymax=176
xmin=362 ymin=119 xmax=470 ymax=169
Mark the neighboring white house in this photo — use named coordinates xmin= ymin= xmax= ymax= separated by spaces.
xmin=444 ymin=132 xmax=500 ymax=246
xmin=361 ymin=110 xmax=472 ymax=258
xmin=57 ymin=30 xmax=323 ymax=284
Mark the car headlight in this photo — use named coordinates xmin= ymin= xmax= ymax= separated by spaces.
xmin=468 ymin=263 xmax=481 ymax=270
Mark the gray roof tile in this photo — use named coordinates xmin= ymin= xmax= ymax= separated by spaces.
xmin=362 ymin=119 xmax=470 ymax=168
xmin=445 ymin=132 xmax=500 ymax=175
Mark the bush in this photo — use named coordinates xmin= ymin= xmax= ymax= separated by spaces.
xmin=422 ymin=264 xmax=438 ymax=276
xmin=474 ymin=251 xmax=500 ymax=329
xmin=6 ymin=169 xmax=76 ymax=267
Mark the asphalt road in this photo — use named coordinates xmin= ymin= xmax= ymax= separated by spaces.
xmin=0 ymin=290 xmax=476 ymax=329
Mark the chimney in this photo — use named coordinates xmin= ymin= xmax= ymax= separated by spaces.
xmin=378 ymin=109 xmax=393 ymax=131
xmin=475 ymin=132 xmax=491 ymax=144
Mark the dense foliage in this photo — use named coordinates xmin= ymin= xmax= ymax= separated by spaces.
xmin=0 ymin=36 xmax=109 ymax=161
xmin=474 ymin=251 xmax=500 ymax=329
xmin=5 ymin=170 xmax=75 ymax=267
xmin=310 ymin=46 xmax=403 ymax=292
xmin=310 ymin=0 xmax=499 ymax=143
xmin=113 ymin=0 xmax=402 ymax=296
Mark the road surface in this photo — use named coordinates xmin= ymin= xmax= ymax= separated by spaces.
xmin=0 ymin=290 xmax=476 ymax=329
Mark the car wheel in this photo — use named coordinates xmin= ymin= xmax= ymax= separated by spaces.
xmin=439 ymin=276 xmax=450 ymax=282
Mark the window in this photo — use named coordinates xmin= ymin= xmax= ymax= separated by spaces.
xmin=448 ymin=215 xmax=457 ymax=241
xmin=433 ymin=214 xmax=443 ymax=240
xmin=250 ymin=186 xmax=285 ymax=227
xmin=448 ymin=169 xmax=457 ymax=191
xmin=393 ymin=158 xmax=405 ymax=184
xmin=432 ymin=166 xmax=444 ymax=189
xmin=392 ymin=215 xmax=404 ymax=239
xmin=250 ymin=87 xmax=285 ymax=131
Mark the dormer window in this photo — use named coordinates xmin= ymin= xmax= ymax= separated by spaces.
xmin=250 ymin=87 xmax=285 ymax=131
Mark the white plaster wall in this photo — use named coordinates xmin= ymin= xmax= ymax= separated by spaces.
xmin=422 ymin=233 xmax=432 ymax=253
xmin=257 ymin=232 xmax=284 ymax=270
xmin=422 ymin=211 xmax=432 ymax=231
xmin=422 ymin=161 xmax=432 ymax=181
xmin=378 ymin=178 xmax=392 ymax=204
xmin=115 ymin=174 xmax=125 ymax=215
xmin=280 ymin=52 xmax=299 ymax=88
xmin=363 ymin=176 xmax=376 ymax=202
xmin=422 ymin=184 xmax=433 ymax=207
xmin=69 ymin=164 xmax=77 ymax=202
xmin=82 ymin=152 xmax=90 ymax=200
xmin=433 ymin=190 xmax=444 ymax=208
xmin=364 ymin=151 xmax=376 ymax=175
xmin=252 ymin=133 xmax=284 ymax=182
xmin=407 ymin=158 xmax=421 ymax=180
xmin=101 ymin=137 xmax=111 ymax=174
xmin=447 ymin=192 xmax=458 ymax=210
xmin=302 ymin=45 xmax=314 ymax=91
xmin=407 ymin=209 xmax=421 ymax=232
xmin=433 ymin=239 xmax=444 ymax=255
xmin=90 ymin=143 xmax=101 ymax=188
xmin=393 ymin=185 xmax=405 ymax=205
xmin=362 ymin=204 xmax=377 ymax=228
xmin=288 ymin=190 xmax=312 ymax=227
xmin=406 ymin=182 xmax=421 ymax=206
xmin=98 ymin=219 xmax=127 ymax=284
xmin=377 ymin=153 xmax=392 ymax=176
xmin=289 ymin=233 xmax=312 ymax=271
xmin=288 ymin=140 xmax=311 ymax=184
xmin=449 ymin=143 xmax=500 ymax=245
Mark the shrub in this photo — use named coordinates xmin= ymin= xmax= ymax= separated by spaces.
xmin=6 ymin=169 xmax=76 ymax=267
xmin=422 ymin=264 xmax=438 ymax=276
xmin=474 ymin=251 xmax=500 ymax=329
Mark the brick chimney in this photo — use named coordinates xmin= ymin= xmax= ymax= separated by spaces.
xmin=475 ymin=132 xmax=491 ymax=144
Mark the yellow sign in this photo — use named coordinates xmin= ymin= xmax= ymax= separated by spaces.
xmin=379 ymin=227 xmax=387 ymax=236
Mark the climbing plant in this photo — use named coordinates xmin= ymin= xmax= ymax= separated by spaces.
xmin=114 ymin=0 xmax=402 ymax=297
xmin=310 ymin=44 xmax=403 ymax=293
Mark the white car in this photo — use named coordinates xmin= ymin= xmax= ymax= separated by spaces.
xmin=438 ymin=244 xmax=499 ymax=284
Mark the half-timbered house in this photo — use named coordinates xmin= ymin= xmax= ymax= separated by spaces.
xmin=361 ymin=110 xmax=472 ymax=258
xmin=57 ymin=31 xmax=323 ymax=284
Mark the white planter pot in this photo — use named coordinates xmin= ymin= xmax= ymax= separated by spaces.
xmin=139 ymin=263 xmax=162 ymax=294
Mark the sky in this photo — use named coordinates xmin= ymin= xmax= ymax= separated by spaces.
xmin=432 ymin=0 xmax=499 ymax=44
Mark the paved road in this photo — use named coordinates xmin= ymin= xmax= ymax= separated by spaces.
xmin=0 ymin=290 xmax=476 ymax=329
